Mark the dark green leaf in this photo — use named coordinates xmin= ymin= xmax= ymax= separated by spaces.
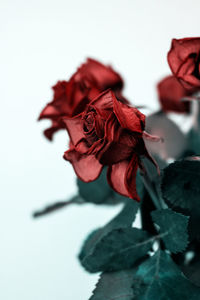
xmin=89 ymin=269 xmax=141 ymax=300
xmin=187 ymin=128 xmax=200 ymax=155
xmin=81 ymin=228 xmax=153 ymax=273
xmin=182 ymin=259 xmax=200 ymax=287
xmin=79 ymin=200 xmax=139 ymax=262
xmin=77 ymin=168 xmax=113 ymax=204
xmin=161 ymin=159 xmax=200 ymax=241
xmin=161 ymin=160 xmax=200 ymax=209
xmin=135 ymin=250 xmax=200 ymax=300
xmin=151 ymin=208 xmax=189 ymax=253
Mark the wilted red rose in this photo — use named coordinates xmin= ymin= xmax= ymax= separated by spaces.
xmin=62 ymin=89 xmax=156 ymax=201
xmin=168 ymin=38 xmax=200 ymax=91
xmin=39 ymin=58 xmax=126 ymax=140
xmin=157 ymin=75 xmax=191 ymax=113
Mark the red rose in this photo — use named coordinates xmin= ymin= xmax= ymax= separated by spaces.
xmin=168 ymin=38 xmax=200 ymax=90
xmin=62 ymin=89 xmax=155 ymax=201
xmin=39 ymin=58 xmax=126 ymax=140
xmin=157 ymin=75 xmax=191 ymax=113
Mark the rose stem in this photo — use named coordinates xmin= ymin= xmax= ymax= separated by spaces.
xmin=32 ymin=195 xmax=84 ymax=218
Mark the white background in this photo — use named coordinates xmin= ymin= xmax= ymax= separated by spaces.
xmin=1 ymin=0 xmax=200 ymax=299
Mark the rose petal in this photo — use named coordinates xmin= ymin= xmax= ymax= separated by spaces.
xmin=157 ymin=75 xmax=191 ymax=113
xmin=104 ymin=112 xmax=121 ymax=142
xmin=76 ymin=58 xmax=124 ymax=91
xmin=167 ymin=38 xmax=200 ymax=90
xmin=107 ymin=160 xmax=129 ymax=197
xmin=63 ymin=148 xmax=103 ymax=182
xmin=43 ymin=121 xmax=62 ymax=141
xmin=107 ymin=154 xmax=139 ymax=201
xmin=90 ymin=89 xmax=114 ymax=117
xmin=168 ymin=38 xmax=200 ymax=75
xmin=62 ymin=115 xmax=85 ymax=146
xmin=38 ymin=104 xmax=60 ymax=120
xmin=125 ymin=154 xmax=140 ymax=201
xmin=113 ymin=95 xmax=145 ymax=133
xmin=179 ymin=73 xmax=200 ymax=90
xmin=98 ymin=141 xmax=133 ymax=165
xmin=52 ymin=80 xmax=68 ymax=101
xmin=143 ymin=131 xmax=163 ymax=143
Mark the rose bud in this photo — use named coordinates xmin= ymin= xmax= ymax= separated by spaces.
xmin=38 ymin=58 xmax=127 ymax=140
xmin=168 ymin=37 xmax=200 ymax=91
xmin=157 ymin=75 xmax=191 ymax=113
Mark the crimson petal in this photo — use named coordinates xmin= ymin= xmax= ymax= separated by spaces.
xmin=168 ymin=38 xmax=200 ymax=75
xmin=113 ymin=95 xmax=145 ymax=133
xmin=107 ymin=154 xmax=140 ymax=201
xmin=91 ymin=89 xmax=114 ymax=117
xmin=77 ymin=58 xmax=124 ymax=91
xmin=38 ymin=104 xmax=60 ymax=120
xmin=157 ymin=75 xmax=191 ymax=113
xmin=43 ymin=121 xmax=62 ymax=141
xmin=62 ymin=115 xmax=85 ymax=146
xmin=63 ymin=148 xmax=103 ymax=182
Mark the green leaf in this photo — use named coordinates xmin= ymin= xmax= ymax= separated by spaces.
xmin=187 ymin=128 xmax=200 ymax=155
xmin=79 ymin=200 xmax=139 ymax=262
xmin=151 ymin=208 xmax=189 ymax=253
xmin=89 ymin=269 xmax=141 ymax=300
xmin=77 ymin=168 xmax=113 ymax=204
xmin=182 ymin=259 xmax=200 ymax=287
xmin=161 ymin=159 xmax=200 ymax=241
xmin=135 ymin=250 xmax=200 ymax=300
xmin=161 ymin=160 xmax=200 ymax=209
xmin=145 ymin=112 xmax=187 ymax=160
xmin=81 ymin=227 xmax=153 ymax=273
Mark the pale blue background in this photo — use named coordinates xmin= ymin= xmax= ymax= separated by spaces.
xmin=1 ymin=0 xmax=200 ymax=299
